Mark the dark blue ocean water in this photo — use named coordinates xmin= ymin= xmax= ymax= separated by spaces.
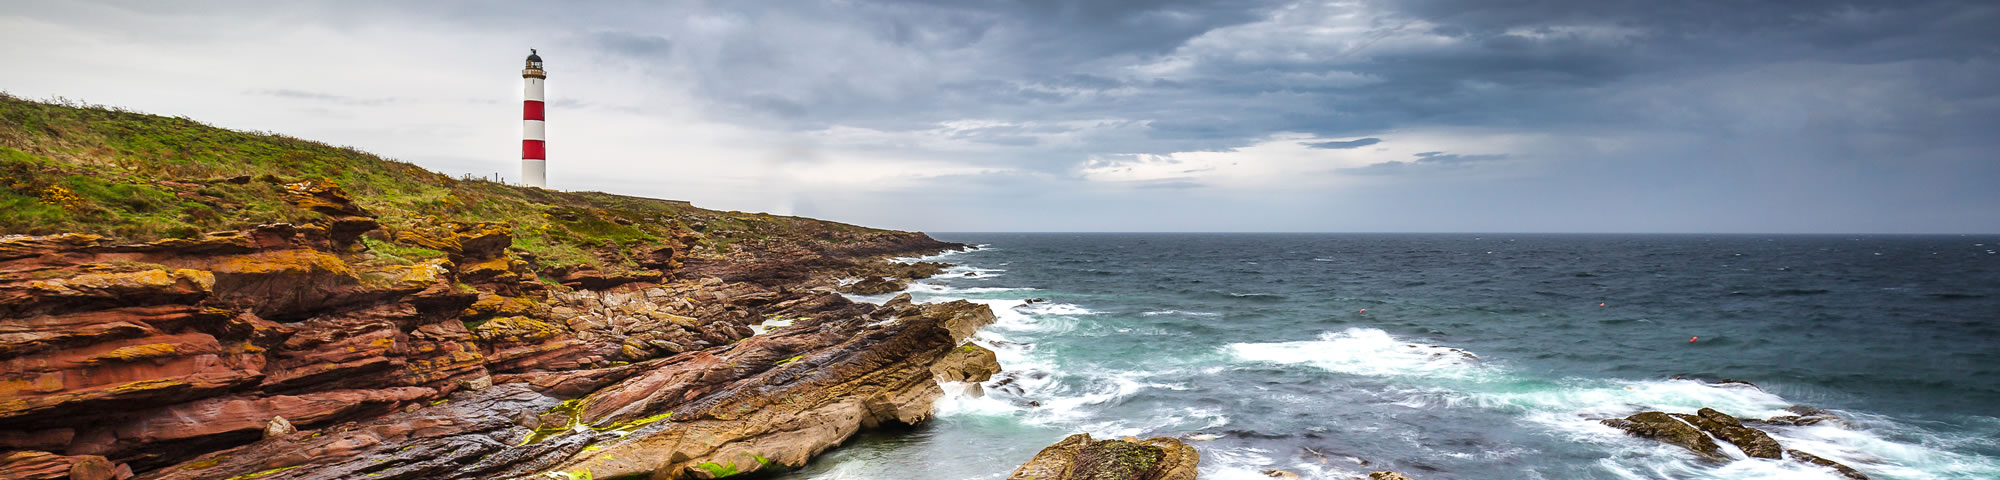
xmin=780 ymin=234 xmax=2000 ymax=479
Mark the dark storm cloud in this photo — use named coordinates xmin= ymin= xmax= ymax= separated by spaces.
xmin=574 ymin=0 xmax=1972 ymax=152
xmin=547 ymin=0 xmax=1994 ymax=232
xmin=1304 ymin=138 xmax=1383 ymax=149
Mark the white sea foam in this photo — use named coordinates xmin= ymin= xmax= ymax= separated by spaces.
xmin=1224 ymin=328 xmax=1488 ymax=381
xmin=839 ymin=281 xmax=1040 ymax=306
xmin=1498 ymin=378 xmax=2000 ymax=479
xmin=931 ymin=381 xmax=1022 ymax=417
xmin=944 ymin=264 xmax=1007 ymax=277
xmin=1198 ymin=448 xmax=1365 ymax=480
xmin=1021 ymin=301 xmax=1095 ymax=315
xmin=904 ymin=282 xmax=1039 ymax=295
xmin=1228 ymin=292 xmax=1284 ymax=298
xmin=1227 ymin=328 xmax=2000 ymax=479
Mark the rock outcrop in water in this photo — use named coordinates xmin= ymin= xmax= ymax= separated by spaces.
xmin=1683 ymin=407 xmax=1782 ymax=459
xmin=1601 ymin=411 xmax=1727 ymax=462
xmin=1008 ymin=433 xmax=1200 ymax=480
xmin=838 ymin=276 xmax=908 ymax=295
xmin=834 ymin=261 xmax=946 ymax=296
xmin=1603 ymin=407 xmax=1867 ymax=479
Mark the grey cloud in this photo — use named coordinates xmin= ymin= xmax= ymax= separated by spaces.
xmin=1412 ymin=151 xmax=1506 ymax=164
xmin=1342 ymin=151 xmax=1508 ymax=175
xmin=593 ymin=31 xmax=673 ymax=58
xmin=1133 ymin=180 xmax=1206 ymax=189
xmin=1304 ymin=138 xmax=1382 ymax=149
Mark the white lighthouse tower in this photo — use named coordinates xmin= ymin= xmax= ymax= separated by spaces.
xmin=521 ymin=49 xmax=548 ymax=188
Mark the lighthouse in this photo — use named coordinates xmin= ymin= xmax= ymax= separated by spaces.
xmin=521 ymin=49 xmax=548 ymax=188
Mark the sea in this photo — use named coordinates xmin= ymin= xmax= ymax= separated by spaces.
xmin=772 ymin=233 xmax=2000 ymax=479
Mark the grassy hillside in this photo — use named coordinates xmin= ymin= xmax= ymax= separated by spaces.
xmin=0 ymin=93 xmax=892 ymax=272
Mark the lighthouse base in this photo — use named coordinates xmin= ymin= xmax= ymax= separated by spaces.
xmin=522 ymin=159 xmax=546 ymax=188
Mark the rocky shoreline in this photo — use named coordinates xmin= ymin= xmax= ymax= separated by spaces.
xmin=0 ymin=168 xmax=1018 ymax=479
xmin=0 ymin=218 xmax=1866 ymax=480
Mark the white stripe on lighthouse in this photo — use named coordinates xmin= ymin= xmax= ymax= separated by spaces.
xmin=523 ymin=78 xmax=544 ymax=101
xmin=523 ymin=120 xmax=545 ymax=141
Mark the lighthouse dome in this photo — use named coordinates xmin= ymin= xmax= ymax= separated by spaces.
xmin=526 ymin=49 xmax=542 ymax=63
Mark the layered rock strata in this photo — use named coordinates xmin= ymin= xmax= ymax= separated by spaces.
xmin=0 ymin=181 xmax=971 ymax=479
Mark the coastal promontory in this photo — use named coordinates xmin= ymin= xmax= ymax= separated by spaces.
xmin=0 ymin=95 xmax=993 ymax=479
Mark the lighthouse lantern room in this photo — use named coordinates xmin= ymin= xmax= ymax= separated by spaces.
xmin=521 ymin=49 xmax=548 ymax=188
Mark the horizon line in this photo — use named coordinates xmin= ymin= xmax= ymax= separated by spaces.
xmin=922 ymin=231 xmax=2000 ymax=236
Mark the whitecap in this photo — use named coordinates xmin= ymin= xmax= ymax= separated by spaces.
xmin=1224 ymin=328 xmax=1488 ymax=381
xmin=1228 ymin=292 xmax=1284 ymax=298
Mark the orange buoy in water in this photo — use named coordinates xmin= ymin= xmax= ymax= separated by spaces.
xmin=1689 ymin=336 xmax=1698 ymax=343
xmin=1599 ymin=303 xmax=1606 ymax=307
xmin=1359 ymin=309 xmax=1367 ymax=313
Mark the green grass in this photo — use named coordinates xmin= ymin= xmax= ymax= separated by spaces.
xmin=360 ymin=236 xmax=445 ymax=264
xmin=0 ymin=93 xmax=906 ymax=273
xmin=696 ymin=461 xmax=740 ymax=477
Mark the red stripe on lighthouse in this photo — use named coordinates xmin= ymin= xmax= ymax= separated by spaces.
xmin=523 ymin=140 xmax=545 ymax=160
xmin=523 ymin=101 xmax=544 ymax=121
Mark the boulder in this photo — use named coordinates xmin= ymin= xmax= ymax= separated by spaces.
xmin=1601 ymin=411 xmax=1726 ymax=462
xmin=923 ymin=300 xmax=998 ymax=343
xmin=1006 ymin=433 xmax=1199 ymax=480
xmin=1688 ymin=408 xmax=1782 ymax=459
xmin=1748 ymin=405 xmax=1842 ymax=427
xmin=1370 ymin=473 xmax=1416 ymax=480
xmin=264 ymin=416 xmax=297 ymax=438
xmin=933 ymin=343 xmax=1001 ymax=382
xmin=838 ymin=276 xmax=907 ymax=295
xmin=1787 ymin=449 xmax=1869 ymax=479
xmin=860 ymin=261 xmax=948 ymax=280
xmin=69 ymin=455 xmax=118 ymax=480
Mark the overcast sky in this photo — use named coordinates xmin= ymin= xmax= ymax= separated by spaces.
xmin=3 ymin=1 xmax=1995 ymax=233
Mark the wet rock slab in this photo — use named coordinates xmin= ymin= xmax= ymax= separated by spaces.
xmin=1008 ymin=433 xmax=1200 ymax=480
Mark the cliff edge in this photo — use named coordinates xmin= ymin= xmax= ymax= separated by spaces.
xmin=0 ymin=94 xmax=990 ymax=479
